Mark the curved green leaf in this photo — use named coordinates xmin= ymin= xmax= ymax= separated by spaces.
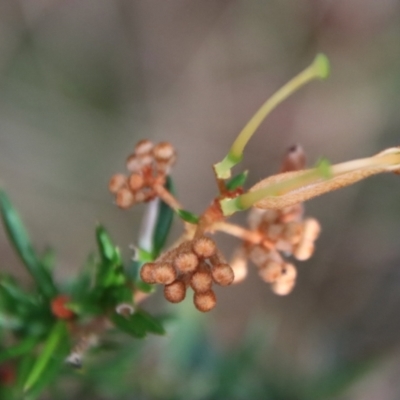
xmin=0 ymin=190 xmax=57 ymax=298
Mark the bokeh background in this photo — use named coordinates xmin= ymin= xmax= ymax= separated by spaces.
xmin=2 ymin=0 xmax=400 ymax=399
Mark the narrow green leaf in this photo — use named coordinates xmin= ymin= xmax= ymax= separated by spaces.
xmin=152 ymin=176 xmax=175 ymax=258
xmin=96 ymin=225 xmax=116 ymax=262
xmin=111 ymin=312 xmax=147 ymax=338
xmin=16 ymin=353 xmax=36 ymax=390
xmin=111 ymin=309 xmax=165 ymax=338
xmin=176 ymin=209 xmax=200 ymax=224
xmin=40 ymin=247 xmax=56 ymax=272
xmin=24 ymin=360 xmax=61 ymax=400
xmin=0 ymin=190 xmax=57 ymax=298
xmin=134 ymin=309 xmax=165 ymax=335
xmin=95 ymin=227 xmax=126 ymax=289
xmin=0 ymin=276 xmax=36 ymax=306
xmin=226 ymin=170 xmax=248 ymax=191
xmin=0 ymin=336 xmax=38 ymax=364
xmin=23 ymin=321 xmax=68 ymax=392
xmin=137 ymin=248 xmax=153 ymax=262
xmin=24 ymin=347 xmax=69 ymax=400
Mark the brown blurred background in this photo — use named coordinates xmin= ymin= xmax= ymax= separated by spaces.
xmin=2 ymin=0 xmax=400 ymax=398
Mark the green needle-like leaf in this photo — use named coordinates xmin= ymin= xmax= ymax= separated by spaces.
xmin=96 ymin=225 xmax=116 ymax=262
xmin=0 ymin=336 xmax=38 ymax=364
xmin=111 ymin=309 xmax=165 ymax=338
xmin=176 ymin=209 xmax=200 ymax=224
xmin=0 ymin=190 xmax=57 ymax=298
xmin=152 ymin=176 xmax=175 ymax=258
xmin=134 ymin=309 xmax=165 ymax=335
xmin=226 ymin=170 xmax=249 ymax=191
xmin=23 ymin=320 xmax=68 ymax=392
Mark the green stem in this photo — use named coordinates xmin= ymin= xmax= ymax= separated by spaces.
xmin=213 ymin=54 xmax=330 ymax=179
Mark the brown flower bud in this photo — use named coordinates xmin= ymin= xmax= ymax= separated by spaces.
xmin=153 ymin=262 xmax=177 ymax=284
xmin=271 ymin=263 xmax=297 ymax=295
xmin=128 ymin=173 xmax=144 ymax=192
xmin=248 ymin=246 xmax=272 ymax=268
xmin=280 ymin=144 xmax=306 ymax=173
xmin=230 ymin=248 xmax=248 ymax=284
xmin=294 ymin=241 xmax=315 ymax=261
xmin=164 ymin=280 xmax=186 ymax=303
xmin=258 ymin=261 xmax=283 ymax=283
xmin=126 ymin=154 xmax=141 ymax=172
xmin=140 ymin=263 xmax=157 ymax=283
xmin=272 ymin=277 xmax=296 ymax=295
xmin=211 ymin=263 xmax=234 ymax=286
xmin=190 ymin=269 xmax=213 ymax=293
xmin=153 ymin=142 xmax=175 ymax=162
xmin=193 ymin=290 xmax=216 ymax=312
xmin=283 ymin=222 xmax=303 ymax=244
xmin=174 ymin=252 xmax=199 ymax=274
xmin=247 ymin=208 xmax=265 ymax=229
xmin=281 ymin=263 xmax=297 ymax=280
xmin=260 ymin=209 xmax=279 ymax=224
xmin=115 ymin=188 xmax=135 ymax=209
xmin=280 ymin=204 xmax=304 ymax=223
xmin=135 ymin=139 xmax=154 ymax=156
xmin=267 ymin=224 xmax=284 ymax=241
xmin=302 ymin=218 xmax=321 ymax=241
xmin=134 ymin=190 xmax=148 ymax=203
xmin=192 ymin=237 xmax=216 ymax=258
xmin=109 ymin=174 xmax=126 ymax=194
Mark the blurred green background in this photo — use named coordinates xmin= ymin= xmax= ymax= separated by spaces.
xmin=2 ymin=0 xmax=400 ymax=399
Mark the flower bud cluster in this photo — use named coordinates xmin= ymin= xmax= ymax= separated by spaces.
xmin=109 ymin=140 xmax=176 ymax=209
xmin=245 ymin=202 xmax=320 ymax=295
xmin=241 ymin=145 xmax=320 ymax=295
xmin=140 ymin=236 xmax=234 ymax=312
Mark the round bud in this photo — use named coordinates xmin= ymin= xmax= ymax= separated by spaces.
xmin=247 ymin=208 xmax=265 ymax=229
xmin=258 ymin=261 xmax=282 ymax=283
xmin=193 ymin=290 xmax=216 ymax=312
xmin=271 ymin=277 xmax=296 ymax=296
xmin=138 ymin=154 xmax=153 ymax=167
xmin=190 ymin=269 xmax=213 ymax=293
xmin=140 ymin=263 xmax=157 ymax=283
xmin=126 ymin=154 xmax=141 ymax=172
xmin=283 ymin=222 xmax=303 ymax=244
xmin=115 ymin=188 xmax=135 ymax=209
xmin=128 ymin=173 xmax=144 ymax=192
xmin=267 ymin=224 xmax=284 ymax=241
xmin=230 ymin=250 xmax=248 ymax=284
xmin=192 ymin=237 xmax=216 ymax=258
xmin=152 ymin=142 xmax=175 ymax=162
xmin=109 ymin=174 xmax=126 ymax=193
xmin=153 ymin=262 xmax=177 ymax=285
xmin=302 ymin=218 xmax=321 ymax=241
xmin=280 ymin=204 xmax=304 ymax=223
xmin=211 ymin=263 xmax=234 ymax=286
xmin=280 ymin=144 xmax=306 ymax=173
xmin=281 ymin=263 xmax=297 ymax=281
xmin=51 ymin=295 xmax=75 ymax=319
xmin=164 ymin=280 xmax=186 ymax=303
xmin=174 ymin=252 xmax=199 ymax=274
xmin=260 ymin=209 xmax=279 ymax=225
xmin=134 ymin=139 xmax=154 ymax=156
xmin=134 ymin=190 xmax=148 ymax=203
xmin=294 ymin=241 xmax=315 ymax=261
